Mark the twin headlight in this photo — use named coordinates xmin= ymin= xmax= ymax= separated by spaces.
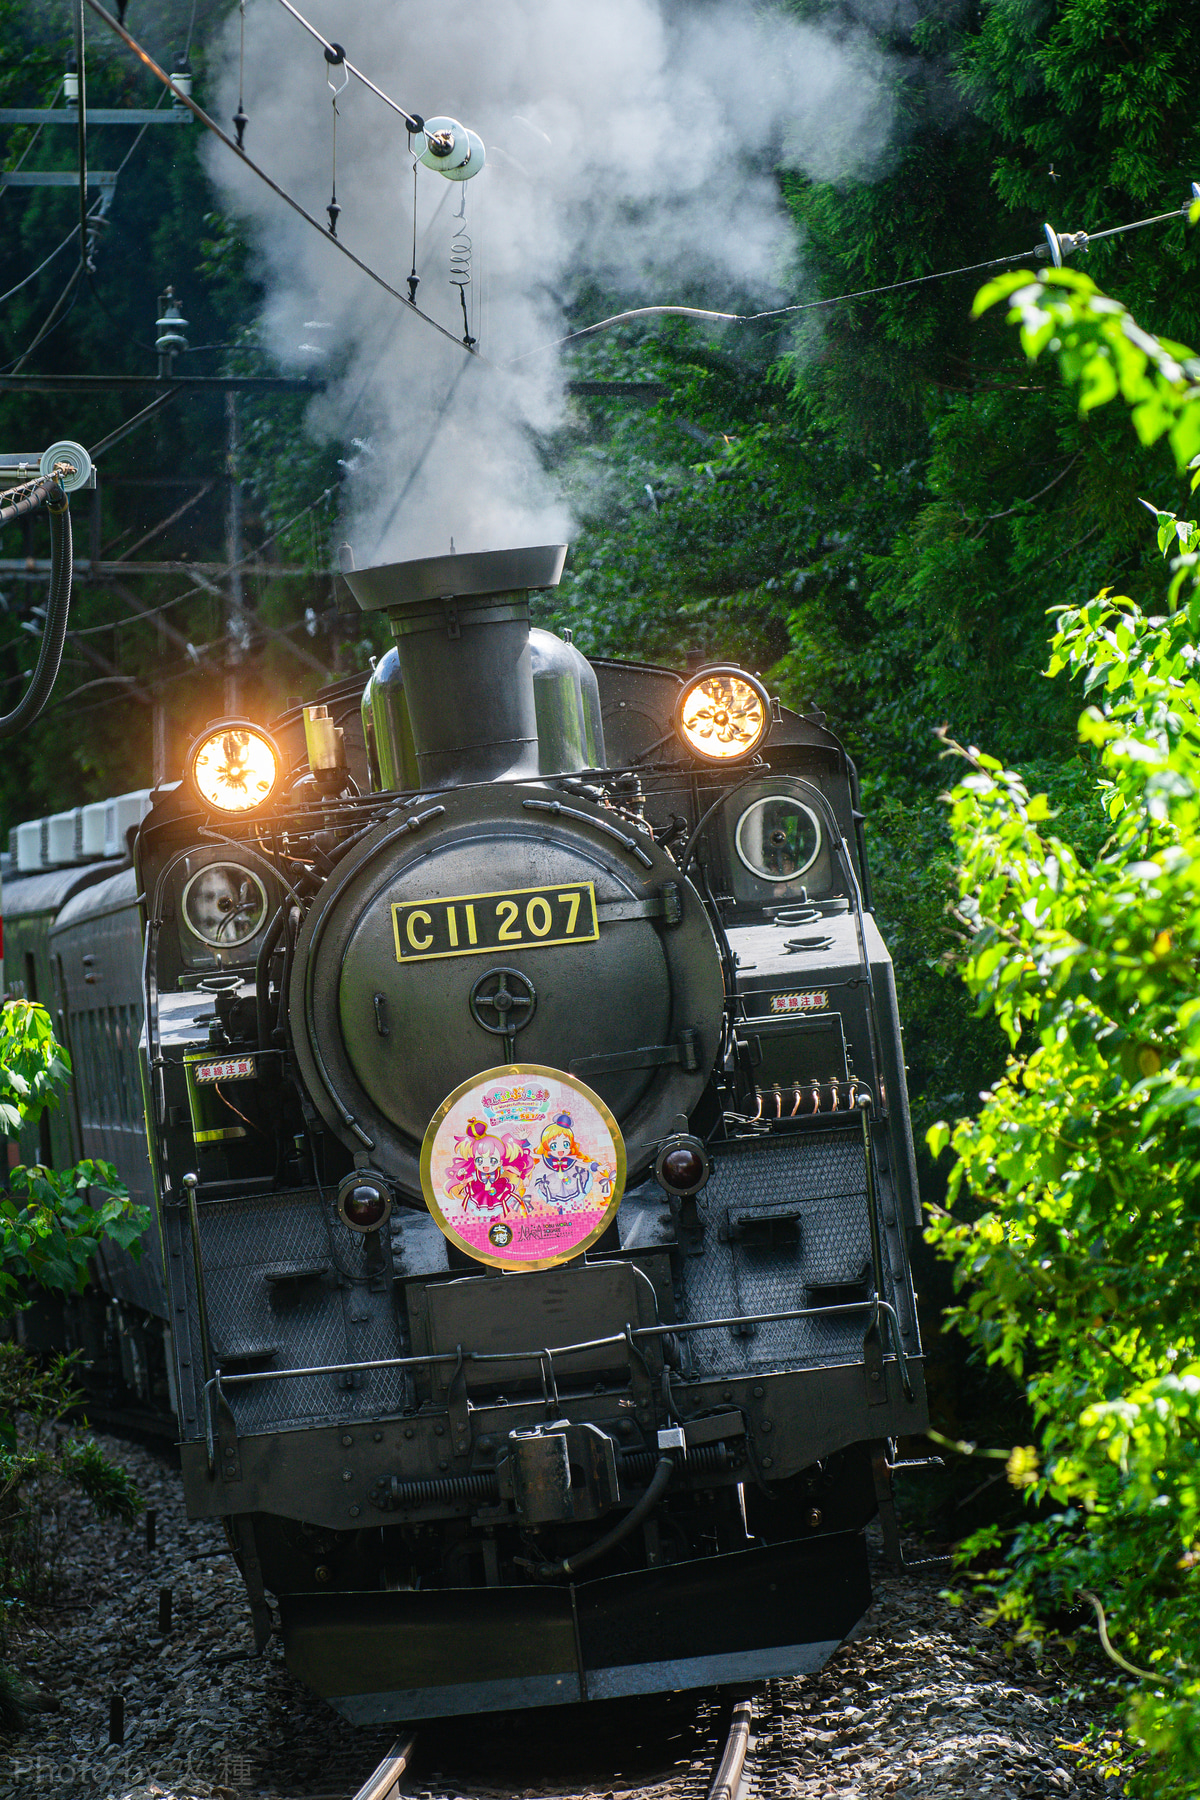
xmin=185 ymin=667 xmax=770 ymax=814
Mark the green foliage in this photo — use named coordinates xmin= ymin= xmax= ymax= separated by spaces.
xmin=861 ymin=790 xmax=1004 ymax=1155
xmin=768 ymin=0 xmax=1200 ymax=773
xmin=0 ymin=1001 xmax=71 ymax=1137
xmin=929 ymin=278 xmax=1200 ymax=1796
xmin=0 ymin=1005 xmax=145 ymax=1703
xmin=545 ymin=329 xmax=821 ymax=668
xmin=956 ymin=0 xmax=1200 ymax=341
xmin=973 ymin=265 xmax=1200 ymax=467
xmin=0 ymin=1156 xmax=146 ymax=1313
xmin=0 ymin=1003 xmax=147 ymax=1319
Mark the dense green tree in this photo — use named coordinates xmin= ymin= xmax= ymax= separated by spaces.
xmin=929 ymin=265 xmax=1200 ymax=1798
xmin=535 ymin=1 xmax=1200 ymax=1188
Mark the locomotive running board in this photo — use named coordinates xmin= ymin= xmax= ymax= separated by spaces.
xmin=278 ymin=1531 xmax=870 ymax=1721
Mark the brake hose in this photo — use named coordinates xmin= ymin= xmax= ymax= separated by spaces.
xmin=530 ymin=1453 xmax=676 ymax=1580
xmin=0 ymin=472 xmax=72 ymax=739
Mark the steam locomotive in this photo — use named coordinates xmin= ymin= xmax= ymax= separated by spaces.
xmin=3 ymin=542 xmax=926 ymax=1720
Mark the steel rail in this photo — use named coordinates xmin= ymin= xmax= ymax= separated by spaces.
xmin=332 ymin=1697 xmax=748 ymax=1800
xmin=350 ymin=1735 xmax=418 ymax=1800
xmin=708 ymin=1696 xmax=756 ymax=1800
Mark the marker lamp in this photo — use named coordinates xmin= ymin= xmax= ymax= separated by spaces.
xmin=655 ymin=1132 xmax=710 ymax=1196
xmin=187 ymin=722 xmax=280 ymax=815
xmin=337 ymin=1171 xmax=393 ymax=1233
xmin=675 ymin=668 xmax=770 ymax=763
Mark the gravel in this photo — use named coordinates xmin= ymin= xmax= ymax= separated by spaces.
xmin=0 ymin=1434 xmax=394 ymax=1800
xmin=759 ymin=1568 xmax=1118 ymax=1798
xmin=0 ymin=1433 xmax=1118 ymax=1800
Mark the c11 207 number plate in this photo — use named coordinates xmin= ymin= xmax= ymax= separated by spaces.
xmin=392 ymin=882 xmax=599 ymax=963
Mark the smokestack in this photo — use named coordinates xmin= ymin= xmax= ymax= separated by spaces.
xmin=342 ymin=544 xmax=566 ymax=789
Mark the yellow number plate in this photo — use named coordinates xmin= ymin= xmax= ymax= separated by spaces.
xmin=392 ymin=883 xmax=599 ymax=963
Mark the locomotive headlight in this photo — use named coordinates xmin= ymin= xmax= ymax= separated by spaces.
xmin=655 ymin=1132 xmax=710 ymax=1196
xmin=336 ymin=1170 xmax=393 ymax=1233
xmin=187 ymin=722 xmax=280 ymax=815
xmin=674 ymin=668 xmax=771 ymax=763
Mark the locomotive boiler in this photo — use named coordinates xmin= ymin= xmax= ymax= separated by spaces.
xmin=6 ymin=541 xmax=927 ymax=1720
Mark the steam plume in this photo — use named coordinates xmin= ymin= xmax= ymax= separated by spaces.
xmin=208 ymin=0 xmax=896 ymax=562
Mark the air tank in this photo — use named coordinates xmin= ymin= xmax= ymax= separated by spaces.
xmin=530 ymin=628 xmax=606 ymax=774
xmin=360 ymin=648 xmax=419 ymax=792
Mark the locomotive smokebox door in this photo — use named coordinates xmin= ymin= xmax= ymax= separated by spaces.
xmin=289 ymin=786 xmax=723 ymax=1197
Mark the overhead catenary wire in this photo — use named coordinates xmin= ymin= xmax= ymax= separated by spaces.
xmin=74 ymin=3 xmax=1200 ymax=404
xmin=1 ymin=93 xmax=161 ymax=345
xmin=88 ymin=388 xmax=183 ymax=462
xmin=2 ymin=264 xmax=86 ymax=376
xmin=74 ymin=0 xmax=89 ymax=270
xmin=81 ymin=0 xmax=481 ymax=363
xmin=0 ymin=101 xmax=46 ymax=206
xmin=1 ymin=528 xmax=339 ymax=746
xmin=30 ymin=656 xmax=217 ymax=724
xmin=0 ymin=476 xmax=74 ymax=739
xmin=59 ymin=484 xmax=341 ymax=641
xmin=272 ymin=0 xmax=422 ymax=133
xmin=86 ymin=0 xmax=1190 ymax=382
xmin=506 ymin=198 xmax=1200 ymax=366
xmin=368 ymin=358 xmax=472 ymax=558
xmin=49 ymin=596 xmax=343 ymax=714
xmin=0 ymin=218 xmax=88 ymax=308
xmin=48 ymin=674 xmax=142 ymax=704
xmin=74 ymin=95 xmax=177 ymax=357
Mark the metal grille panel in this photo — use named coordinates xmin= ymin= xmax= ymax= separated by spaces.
xmin=678 ymin=1130 xmax=878 ymax=1376
xmin=173 ymin=1188 xmax=408 ymax=1436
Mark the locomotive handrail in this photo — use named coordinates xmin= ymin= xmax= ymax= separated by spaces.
xmin=676 ymin=768 xmax=885 ymax=1112
xmin=522 ymin=796 xmax=655 ymax=868
xmin=766 ymin=775 xmax=884 ymax=1109
xmin=143 ymin=843 xmax=210 ymax=1128
xmin=856 ymin=1095 xmax=915 ymax=1404
xmin=209 ymin=1295 xmax=912 ymax=1388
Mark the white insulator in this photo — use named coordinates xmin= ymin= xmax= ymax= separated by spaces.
xmin=442 ymin=129 xmax=486 ymax=182
xmin=40 ymin=440 xmax=93 ymax=492
xmin=419 ymin=116 xmax=486 ymax=181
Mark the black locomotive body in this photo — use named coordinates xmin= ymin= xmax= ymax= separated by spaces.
xmin=3 ymin=543 xmax=926 ymax=1720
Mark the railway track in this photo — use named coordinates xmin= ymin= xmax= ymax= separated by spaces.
xmin=706 ymin=1696 xmax=756 ymax=1800
xmin=285 ymin=1734 xmax=418 ymax=1800
xmin=348 ymin=1736 xmax=419 ymax=1800
xmin=330 ymin=1686 xmax=768 ymax=1800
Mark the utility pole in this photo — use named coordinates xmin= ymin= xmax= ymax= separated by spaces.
xmin=224 ymin=391 xmax=244 ymax=715
xmin=153 ymin=610 xmax=167 ymax=783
